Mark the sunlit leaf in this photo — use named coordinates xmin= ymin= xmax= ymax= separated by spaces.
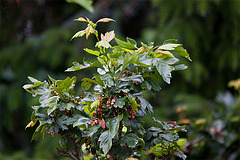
xmin=74 ymin=17 xmax=87 ymax=22
xmin=65 ymin=61 xmax=98 ymax=72
xmin=85 ymin=25 xmax=94 ymax=39
xmin=71 ymin=30 xmax=85 ymax=41
xmin=84 ymin=48 xmax=100 ymax=56
xmin=155 ymin=60 xmax=175 ymax=84
xmin=96 ymin=18 xmax=115 ymax=24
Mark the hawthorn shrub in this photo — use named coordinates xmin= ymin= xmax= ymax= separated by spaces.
xmin=23 ymin=17 xmax=191 ymax=160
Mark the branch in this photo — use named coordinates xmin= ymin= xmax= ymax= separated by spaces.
xmin=56 ymin=148 xmax=76 ymax=160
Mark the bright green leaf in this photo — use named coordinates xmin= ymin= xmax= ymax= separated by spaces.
xmin=115 ymin=38 xmax=136 ymax=49
xmin=84 ymin=48 xmax=100 ymax=56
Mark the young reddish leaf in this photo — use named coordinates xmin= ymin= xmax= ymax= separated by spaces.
xmin=96 ymin=18 xmax=115 ymax=24
xmin=74 ymin=17 xmax=87 ymax=22
xmin=25 ymin=121 xmax=35 ymax=129
xmin=85 ymin=25 xmax=94 ymax=39
xmin=101 ymin=31 xmax=115 ymax=42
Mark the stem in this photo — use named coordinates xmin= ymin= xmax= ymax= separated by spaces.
xmin=95 ymin=152 xmax=100 ymax=160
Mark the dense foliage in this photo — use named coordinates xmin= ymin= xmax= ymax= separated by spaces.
xmin=23 ymin=17 xmax=190 ymax=160
xmin=1 ymin=0 xmax=239 ymax=159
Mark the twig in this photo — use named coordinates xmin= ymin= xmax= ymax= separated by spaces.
xmin=56 ymin=148 xmax=76 ymax=160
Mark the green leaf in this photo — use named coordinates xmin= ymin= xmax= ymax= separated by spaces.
xmin=127 ymin=96 xmax=140 ymax=112
xmin=87 ymin=123 xmax=102 ymax=137
xmin=70 ymin=30 xmax=85 ymax=41
xmin=66 ymin=0 xmax=94 ymax=12
xmin=65 ymin=61 xmax=98 ymax=72
xmin=46 ymin=96 xmax=59 ymax=115
xmin=90 ymin=99 xmax=100 ymax=110
xmin=113 ymin=97 xmax=126 ymax=108
xmin=93 ymin=74 xmax=104 ymax=86
xmin=158 ymin=43 xmax=180 ymax=50
xmin=109 ymin=114 xmax=123 ymax=138
xmin=160 ymin=133 xmax=177 ymax=142
xmin=174 ymin=64 xmax=188 ymax=70
xmin=174 ymin=45 xmax=191 ymax=61
xmin=115 ymin=38 xmax=136 ymax=49
xmin=84 ymin=48 xmax=100 ymax=56
xmin=177 ymin=138 xmax=187 ymax=148
xmin=122 ymin=52 xmax=139 ymax=71
xmin=127 ymin=37 xmax=137 ymax=47
xmin=81 ymin=78 xmax=97 ymax=90
xmin=137 ymin=96 xmax=153 ymax=113
xmin=23 ymin=77 xmax=43 ymax=91
xmin=145 ymin=78 xmax=161 ymax=91
xmin=120 ymin=75 xmax=144 ymax=83
xmin=155 ymin=60 xmax=175 ymax=84
xmin=120 ymin=133 xmax=139 ymax=148
xmin=98 ymin=130 xmax=112 ymax=155
xmin=175 ymin=151 xmax=187 ymax=160
xmin=28 ymin=76 xmax=40 ymax=83
xmin=163 ymin=39 xmax=178 ymax=44
xmin=73 ymin=116 xmax=90 ymax=127
xmin=97 ymin=56 xmax=107 ymax=66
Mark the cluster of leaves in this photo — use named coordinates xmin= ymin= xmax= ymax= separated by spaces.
xmin=23 ymin=17 xmax=191 ymax=160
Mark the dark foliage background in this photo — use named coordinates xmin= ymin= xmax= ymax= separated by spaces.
xmin=0 ymin=0 xmax=239 ymax=159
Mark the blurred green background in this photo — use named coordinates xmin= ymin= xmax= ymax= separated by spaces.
xmin=0 ymin=0 xmax=239 ymax=159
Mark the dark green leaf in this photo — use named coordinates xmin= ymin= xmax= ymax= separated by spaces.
xmin=137 ymin=96 xmax=153 ymax=113
xmin=87 ymin=123 xmax=102 ymax=137
xmin=73 ymin=116 xmax=90 ymax=127
xmin=120 ymin=133 xmax=139 ymax=148
xmin=109 ymin=114 xmax=123 ymax=138
xmin=98 ymin=130 xmax=112 ymax=155
xmin=113 ymin=97 xmax=126 ymax=108
xmin=145 ymin=78 xmax=161 ymax=92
